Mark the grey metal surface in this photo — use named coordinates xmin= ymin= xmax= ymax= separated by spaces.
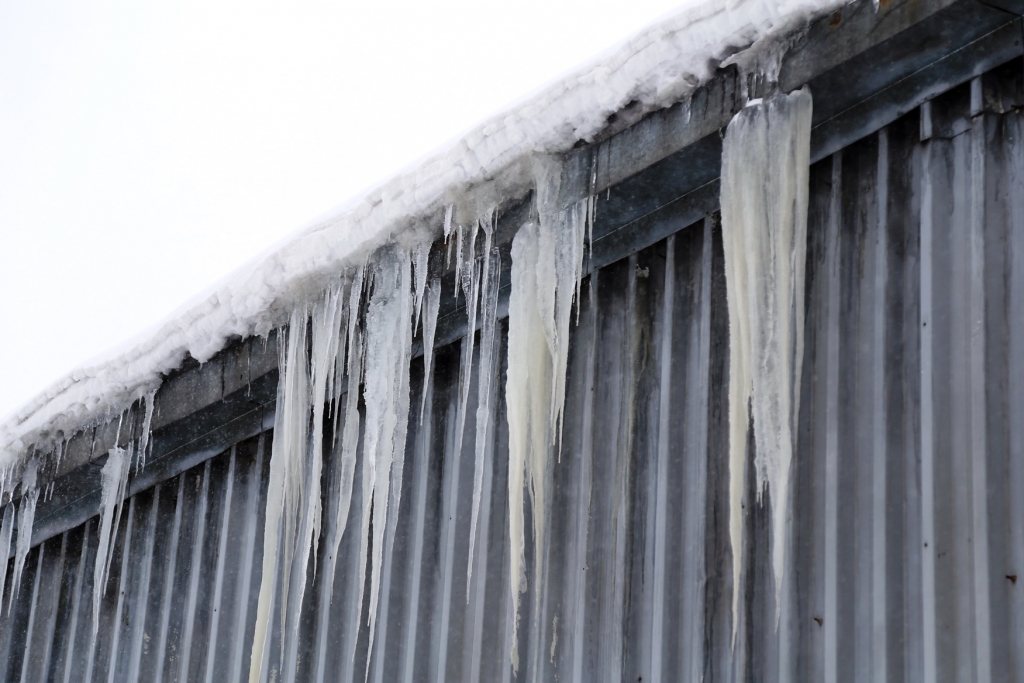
xmin=1 ymin=6 xmax=1023 ymax=683
xmin=2 ymin=67 xmax=1024 ymax=681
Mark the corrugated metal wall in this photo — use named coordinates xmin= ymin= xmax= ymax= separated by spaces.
xmin=1 ymin=65 xmax=1023 ymax=683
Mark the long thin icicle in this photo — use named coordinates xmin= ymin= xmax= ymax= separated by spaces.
xmin=10 ymin=458 xmax=39 ymax=610
xmin=360 ymin=247 xmax=414 ymax=672
xmin=337 ymin=271 xmax=365 ymax=550
xmin=92 ymin=445 xmax=129 ymax=635
xmin=454 ymin=221 xmax=482 ymax=478
xmin=249 ymin=311 xmax=312 ymax=683
xmin=419 ymin=278 xmax=441 ymax=424
xmin=324 ymin=275 xmax=365 ymax=620
xmin=0 ymin=505 xmax=12 ymax=613
xmin=533 ymin=158 xmax=589 ymax=453
xmin=454 ymin=223 xmax=465 ymax=304
xmin=720 ymin=88 xmax=812 ymax=634
xmin=467 ymin=229 xmax=500 ymax=595
xmin=135 ymin=390 xmax=157 ymax=473
xmin=414 ymin=241 xmax=430 ymax=335
xmin=334 ymin=266 xmax=365 ymax=448
xmin=307 ymin=285 xmax=345 ymax=579
xmin=279 ymin=284 xmax=346 ymax=683
xmin=103 ymin=407 xmax=141 ymax=592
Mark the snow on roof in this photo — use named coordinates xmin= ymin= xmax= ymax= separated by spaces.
xmin=0 ymin=0 xmax=851 ymax=468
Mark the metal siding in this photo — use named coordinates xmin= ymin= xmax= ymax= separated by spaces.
xmin=2 ymin=66 xmax=1024 ymax=683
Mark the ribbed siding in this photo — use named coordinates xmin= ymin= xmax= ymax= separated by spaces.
xmin=1 ymin=65 xmax=1024 ymax=683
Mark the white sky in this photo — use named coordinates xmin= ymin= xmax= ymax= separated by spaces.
xmin=0 ymin=0 xmax=687 ymax=420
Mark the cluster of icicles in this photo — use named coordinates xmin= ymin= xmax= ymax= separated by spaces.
xmin=0 ymin=391 xmax=156 ymax=669
xmin=247 ymin=177 xmax=597 ymax=682
xmin=0 ymin=88 xmax=814 ymax=677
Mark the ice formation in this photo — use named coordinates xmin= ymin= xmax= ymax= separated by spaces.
xmin=360 ymin=247 xmax=414 ymax=666
xmin=0 ymin=0 xmax=851 ymax=480
xmin=454 ymin=222 xmax=481 ymax=485
xmin=135 ymin=391 xmax=156 ymax=473
xmin=414 ymin=241 xmax=430 ymax=335
xmin=92 ymin=445 xmax=130 ymax=638
xmin=720 ymin=88 xmax=812 ymax=632
xmin=9 ymin=459 xmax=38 ymax=611
xmin=0 ymin=0 xmax=859 ymax=676
xmin=0 ymin=506 xmax=12 ymax=613
xmin=467 ymin=228 xmax=500 ymax=594
xmin=250 ymin=307 xmax=313 ymax=683
xmin=248 ymin=247 xmax=417 ymax=683
xmin=419 ymin=278 xmax=441 ymax=424
xmin=321 ymin=270 xmax=364 ymax=628
xmin=505 ymin=179 xmax=592 ymax=670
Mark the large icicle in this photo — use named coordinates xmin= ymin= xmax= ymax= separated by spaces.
xmin=92 ymin=445 xmax=129 ymax=635
xmin=505 ymin=170 xmax=589 ymax=670
xmin=720 ymin=89 xmax=812 ymax=633
xmin=467 ymin=225 xmax=500 ymax=595
xmin=534 ymin=157 xmax=590 ymax=452
xmin=249 ymin=310 xmax=312 ymax=683
xmin=10 ymin=458 xmax=39 ymax=610
xmin=506 ymin=220 xmax=552 ymax=672
xmin=360 ymin=246 xmax=414 ymax=670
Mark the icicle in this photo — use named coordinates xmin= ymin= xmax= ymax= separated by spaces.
xmin=504 ymin=157 xmax=592 ymax=671
xmin=454 ymin=224 xmax=465 ymax=303
xmin=292 ymin=283 xmax=344 ymax=628
xmin=334 ymin=266 xmax=365 ymax=448
xmin=414 ymin=241 xmax=430 ymax=335
xmin=533 ymin=157 xmax=589 ymax=453
xmin=323 ymin=317 xmax=364 ymax=620
xmin=136 ymin=390 xmax=157 ymax=473
xmin=587 ymin=154 xmax=598 ymax=275
xmin=360 ymin=246 xmax=414 ymax=672
xmin=445 ymin=205 xmax=455 ymax=269
xmin=506 ymin=220 xmax=553 ymax=672
xmin=9 ymin=459 xmax=38 ymax=611
xmin=279 ymin=291 xmax=341 ymax=683
xmin=419 ymin=278 xmax=441 ymax=424
xmin=327 ymin=281 xmax=348 ymax=425
xmin=0 ymin=505 xmax=12 ymax=614
xmin=249 ymin=311 xmax=312 ymax=683
xmin=454 ymin=221 xmax=482 ymax=485
xmin=102 ymin=409 xmax=136 ymax=592
xmin=467 ymin=230 xmax=500 ymax=596
xmin=720 ymin=88 xmax=812 ymax=635
xmin=91 ymin=445 xmax=129 ymax=635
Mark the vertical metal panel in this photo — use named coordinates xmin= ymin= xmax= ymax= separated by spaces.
xmin=2 ymin=61 xmax=1024 ymax=683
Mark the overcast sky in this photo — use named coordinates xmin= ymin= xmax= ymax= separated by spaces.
xmin=0 ymin=0 xmax=687 ymax=419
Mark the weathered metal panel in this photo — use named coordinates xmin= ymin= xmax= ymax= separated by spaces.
xmin=3 ymin=28 xmax=1024 ymax=683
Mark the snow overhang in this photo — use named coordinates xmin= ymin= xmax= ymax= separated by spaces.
xmin=4 ymin=0 xmax=1022 ymax=547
